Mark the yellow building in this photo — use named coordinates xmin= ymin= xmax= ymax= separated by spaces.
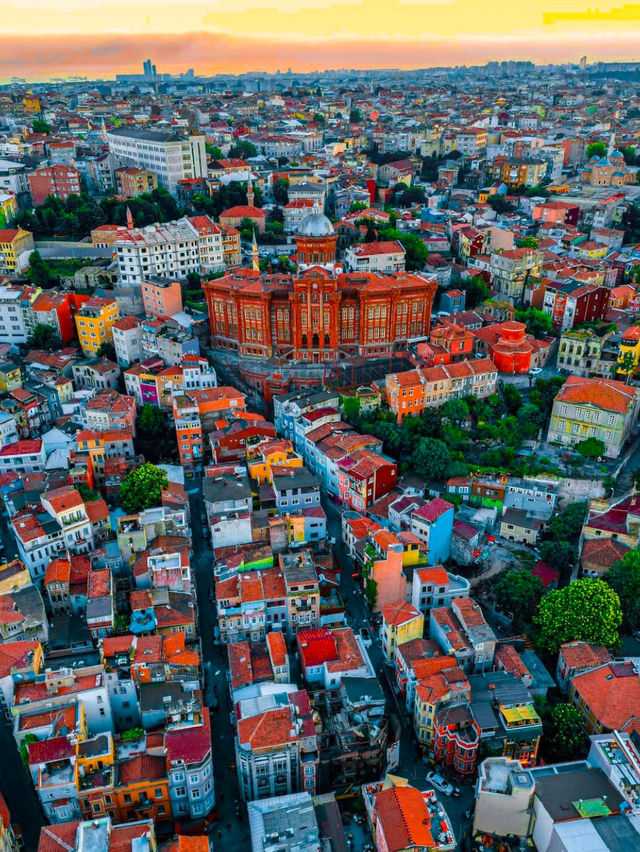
xmin=75 ymin=297 xmax=120 ymax=356
xmin=0 ymin=193 xmax=18 ymax=228
xmin=247 ymin=439 xmax=303 ymax=485
xmin=400 ymin=537 xmax=428 ymax=569
xmin=0 ymin=559 xmax=32 ymax=595
xmin=618 ymin=326 xmax=640 ymax=377
xmin=0 ymin=228 xmax=34 ymax=275
xmin=0 ymin=361 xmax=22 ymax=392
xmin=23 ymin=95 xmax=41 ymax=113
xmin=379 ymin=600 xmax=424 ymax=660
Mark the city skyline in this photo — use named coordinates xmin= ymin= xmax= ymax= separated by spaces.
xmin=1 ymin=0 xmax=640 ymax=81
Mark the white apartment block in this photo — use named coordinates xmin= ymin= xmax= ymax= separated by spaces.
xmin=115 ymin=216 xmax=223 ymax=285
xmin=0 ymin=286 xmax=36 ymax=345
xmin=107 ymin=128 xmax=206 ymax=195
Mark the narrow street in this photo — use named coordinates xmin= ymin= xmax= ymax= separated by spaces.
xmin=188 ymin=485 xmax=251 ymax=851
xmin=324 ymin=500 xmax=475 ymax=846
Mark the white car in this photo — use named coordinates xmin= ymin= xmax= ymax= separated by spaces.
xmin=360 ymin=627 xmax=372 ymax=647
xmin=529 ymin=367 xmax=542 ymax=376
xmin=426 ymin=771 xmax=454 ymax=796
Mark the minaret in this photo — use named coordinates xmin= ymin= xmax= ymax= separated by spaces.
xmin=126 ymin=206 xmax=134 ymax=229
xmin=247 ymin=172 xmax=255 ymax=207
xmin=251 ymin=230 xmax=259 ymax=272
xmin=100 ymin=118 xmax=107 ymax=142
xmin=608 ymin=132 xmax=616 ymax=157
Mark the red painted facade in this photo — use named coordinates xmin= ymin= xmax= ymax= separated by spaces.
xmin=203 ymin=267 xmax=436 ymax=361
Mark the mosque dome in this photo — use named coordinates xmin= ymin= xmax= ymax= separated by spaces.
xmin=298 ymin=212 xmax=335 ymax=237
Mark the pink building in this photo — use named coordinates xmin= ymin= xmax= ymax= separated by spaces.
xmin=141 ymin=277 xmax=183 ymax=318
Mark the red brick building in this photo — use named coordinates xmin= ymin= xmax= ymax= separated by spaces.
xmin=203 ymin=266 xmax=436 ymax=362
xmin=28 ymin=164 xmax=81 ymax=205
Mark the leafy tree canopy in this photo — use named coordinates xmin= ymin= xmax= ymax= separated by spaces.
xmin=27 ymin=322 xmax=60 ymax=351
xmin=586 ymin=142 xmax=607 ymax=159
xmin=495 ymin=570 xmax=544 ymax=624
xmin=575 ymin=437 xmax=605 ymax=458
xmin=228 ymin=140 xmax=257 ymax=159
xmin=137 ymin=404 xmax=166 ymax=437
xmin=534 ymin=577 xmax=622 ymax=655
xmin=604 ymin=549 xmax=640 ymax=632
xmin=541 ymin=702 xmax=588 ymax=762
xmin=514 ymin=307 xmax=553 ymax=340
xmin=377 ymin=228 xmax=428 ymax=271
xmin=120 ymin=463 xmax=168 ymax=514
xmin=411 ymin=437 xmax=451 ymax=481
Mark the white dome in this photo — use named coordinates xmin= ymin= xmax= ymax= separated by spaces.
xmin=298 ymin=212 xmax=335 ymax=237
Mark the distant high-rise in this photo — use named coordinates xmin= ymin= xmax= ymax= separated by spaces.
xmin=143 ymin=59 xmax=156 ymax=81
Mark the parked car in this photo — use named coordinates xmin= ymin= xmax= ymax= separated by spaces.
xmin=360 ymin=627 xmax=372 ymax=647
xmin=426 ymin=771 xmax=454 ymax=796
xmin=529 ymin=367 xmax=542 ymax=376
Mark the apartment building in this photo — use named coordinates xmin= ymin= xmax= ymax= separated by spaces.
xmin=111 ymin=315 xmax=143 ymax=367
xmin=114 ymin=167 xmax=157 ymax=198
xmin=385 ymin=358 xmax=498 ymax=423
xmin=107 ymin=128 xmax=206 ymax=195
xmin=28 ymin=165 xmax=81 ymax=205
xmin=344 ymin=240 xmax=406 ymax=274
xmin=490 ymin=248 xmax=542 ymax=303
xmin=74 ymin=298 xmax=120 ymax=357
xmin=547 ymin=375 xmax=640 ymax=458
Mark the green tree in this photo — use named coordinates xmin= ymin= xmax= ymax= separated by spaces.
xmin=228 ymin=140 xmax=257 ymax=159
xmin=604 ymin=549 xmax=640 ymax=632
xmin=501 ymin=383 xmax=523 ymax=416
xmin=27 ymin=323 xmax=60 ymax=351
xmin=119 ymin=463 xmax=168 ymax=514
xmin=411 ymin=437 xmax=451 ymax=482
xmin=186 ymin=271 xmax=202 ymax=288
xmin=459 ymin=275 xmax=489 ymax=309
xmin=586 ymin=142 xmax=607 ymax=159
xmin=543 ymin=703 xmax=588 ymax=762
xmin=313 ymin=113 xmax=326 ymax=127
xmin=514 ymin=307 xmax=553 ymax=340
xmin=534 ymin=577 xmax=622 ymax=655
xmin=378 ymin=228 xmax=428 ymax=271
xmin=27 ymin=250 xmax=55 ymax=287
xmin=495 ymin=570 xmax=544 ymax=624
xmin=349 ymin=108 xmax=363 ymax=124
xmin=350 ymin=201 xmax=368 ymax=213
xmin=617 ymin=350 xmax=636 ymax=383
xmin=516 ymin=236 xmax=539 ymax=249
xmin=272 ymin=178 xmax=289 ymax=205
xmin=137 ymin=404 xmax=166 ymax=437
xmin=77 ymin=482 xmax=101 ymax=502
xmin=440 ymin=398 xmax=469 ymax=424
xmin=398 ymin=187 xmax=425 ymax=208
xmin=575 ymin=437 xmax=605 ymax=458
xmin=205 ymin=143 xmax=223 ymax=160
xmin=32 ymin=118 xmax=51 ymax=134
xmin=539 ymin=539 xmax=576 ymax=573
xmin=20 ymin=733 xmax=38 ymax=767
xmin=546 ymin=501 xmax=587 ymax=543
xmin=96 ymin=341 xmax=116 ymax=361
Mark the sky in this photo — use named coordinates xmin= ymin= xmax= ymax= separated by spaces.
xmin=2 ymin=0 xmax=640 ymax=80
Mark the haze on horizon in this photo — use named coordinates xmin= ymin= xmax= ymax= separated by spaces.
xmin=1 ymin=0 xmax=640 ymax=80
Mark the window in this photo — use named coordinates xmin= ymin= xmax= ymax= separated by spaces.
xmin=175 ymin=787 xmax=186 ymax=796
xmin=124 ymin=794 xmax=131 ymax=804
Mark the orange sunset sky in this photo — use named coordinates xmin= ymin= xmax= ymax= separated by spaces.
xmin=2 ymin=0 xmax=640 ymax=80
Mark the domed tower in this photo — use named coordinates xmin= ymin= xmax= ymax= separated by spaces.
xmin=295 ymin=207 xmax=337 ymax=269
